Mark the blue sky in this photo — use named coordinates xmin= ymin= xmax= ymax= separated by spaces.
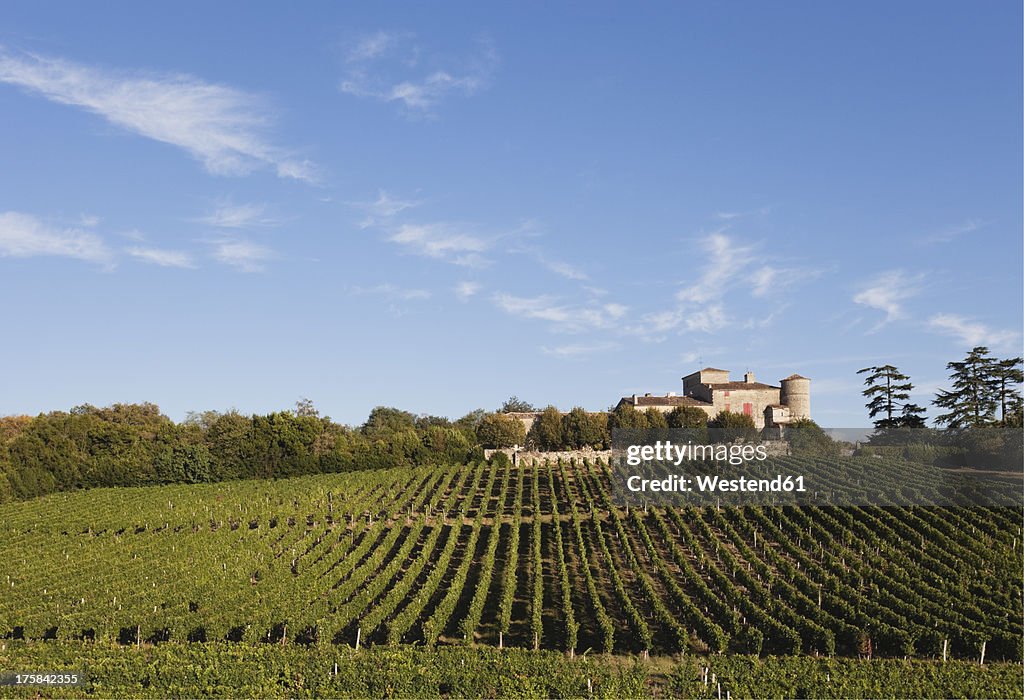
xmin=1 ymin=1 xmax=1021 ymax=426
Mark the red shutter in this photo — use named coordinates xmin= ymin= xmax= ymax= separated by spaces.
xmin=724 ymin=403 xmax=731 ymax=413
xmin=743 ymin=403 xmax=753 ymax=416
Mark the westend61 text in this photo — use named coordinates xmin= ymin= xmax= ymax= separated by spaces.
xmin=625 ymin=440 xmax=768 ymax=466
xmin=626 ymin=474 xmax=807 ymax=493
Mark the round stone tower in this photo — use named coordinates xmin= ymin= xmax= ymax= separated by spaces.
xmin=779 ymin=374 xmax=811 ymax=420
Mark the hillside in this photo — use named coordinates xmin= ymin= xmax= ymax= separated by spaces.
xmin=2 ymin=457 xmax=1020 ymax=663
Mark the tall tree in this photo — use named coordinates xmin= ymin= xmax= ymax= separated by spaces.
xmin=899 ymin=402 xmax=928 ymax=429
xmin=857 ymin=365 xmax=926 ymax=430
xmin=499 ymin=396 xmax=537 ymax=413
xmin=992 ymin=356 xmax=1023 ymax=425
xmin=933 ymin=347 xmax=999 ymax=429
xmin=476 ymin=413 xmax=527 ymax=449
xmin=294 ymin=397 xmax=319 ymax=418
xmin=607 ymin=403 xmax=649 ymax=431
xmin=666 ymin=406 xmax=709 ymax=429
xmin=526 ymin=406 xmax=565 ymax=450
xmin=561 ymin=407 xmax=606 ymax=449
xmin=709 ymin=411 xmax=759 ymax=442
xmin=361 ymin=406 xmax=417 ymax=439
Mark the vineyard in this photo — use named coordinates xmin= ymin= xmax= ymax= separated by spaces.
xmin=0 ymin=456 xmax=1021 ymax=694
xmin=2 ymin=644 xmax=1022 ymax=698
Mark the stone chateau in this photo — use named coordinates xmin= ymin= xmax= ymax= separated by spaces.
xmin=509 ymin=366 xmax=811 ymax=436
xmin=616 ymin=367 xmax=811 ymax=431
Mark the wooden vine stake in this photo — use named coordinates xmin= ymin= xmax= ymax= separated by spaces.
xmin=942 ymin=639 xmax=948 ymax=662
xmin=979 ymin=640 xmax=986 ymax=666
xmin=355 ymin=626 xmax=361 ymax=651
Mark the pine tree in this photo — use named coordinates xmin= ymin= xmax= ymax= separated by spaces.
xmin=857 ymin=365 xmax=925 ymax=430
xmin=933 ymin=347 xmax=1000 ymax=429
xmin=992 ymin=357 xmax=1023 ymax=426
xmin=899 ymin=402 xmax=927 ymax=429
xmin=500 ymin=396 xmax=536 ymax=413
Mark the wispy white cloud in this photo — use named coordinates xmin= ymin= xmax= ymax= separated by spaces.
xmin=626 ymin=232 xmax=778 ymax=338
xmin=0 ymin=211 xmax=113 ymax=267
xmin=383 ymin=72 xmax=485 ymax=110
xmin=541 ymin=341 xmax=619 ymax=358
xmin=712 ymin=206 xmax=771 ymax=221
xmin=195 ymin=202 xmax=278 ymax=229
xmin=675 ymin=232 xmax=754 ymax=305
xmin=0 ymin=47 xmax=315 ymax=180
xmin=604 ymin=303 xmax=628 ymax=319
xmin=750 ymin=266 xmax=777 ymax=297
xmin=919 ymin=218 xmax=988 ymax=245
xmin=78 ymin=214 xmax=100 ymax=228
xmin=349 ymin=190 xmax=421 ymax=228
xmin=455 ymin=281 xmax=481 ymax=300
xmin=927 ymin=313 xmax=1019 ymax=350
xmin=684 ymin=305 xmax=729 ymax=333
xmin=749 ymin=264 xmax=809 ymax=298
xmin=125 ymin=246 xmax=196 ymax=269
xmin=350 ymin=283 xmax=431 ymax=301
xmin=492 ymin=293 xmax=628 ymax=333
xmin=340 ymin=33 xmax=497 ymax=113
xmin=388 ymin=223 xmax=490 ymax=267
xmin=210 ymin=237 xmax=273 ymax=272
xmin=493 ymin=294 xmax=571 ymax=323
xmin=536 ymin=254 xmax=589 ymax=281
xmin=742 ymin=308 xmax=786 ymax=330
xmin=345 ymin=31 xmax=404 ymax=64
xmin=852 ymin=269 xmax=923 ymax=327
xmin=621 ymin=230 xmax=819 ymax=340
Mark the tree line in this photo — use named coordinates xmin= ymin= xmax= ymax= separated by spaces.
xmin=0 ymin=394 xmax=819 ymax=503
xmin=0 ymin=403 xmax=488 ymax=502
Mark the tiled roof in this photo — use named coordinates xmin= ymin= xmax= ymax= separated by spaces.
xmin=706 ymin=381 xmax=780 ymax=391
xmin=782 ymin=374 xmax=810 ymax=380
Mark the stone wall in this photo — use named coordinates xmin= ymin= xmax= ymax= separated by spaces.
xmin=483 ymin=447 xmax=612 ymax=465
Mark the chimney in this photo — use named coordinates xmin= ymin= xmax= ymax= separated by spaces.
xmin=744 ymin=372 xmax=756 ymax=384
xmin=632 ymin=394 xmax=638 ymax=406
